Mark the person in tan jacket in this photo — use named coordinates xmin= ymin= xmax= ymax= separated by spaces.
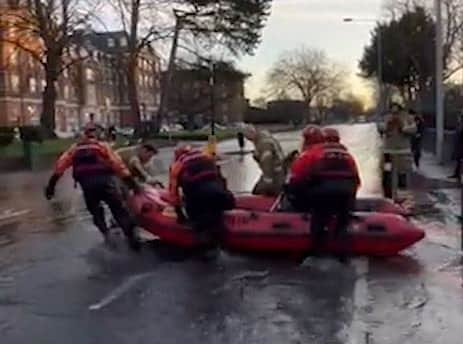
xmin=378 ymin=103 xmax=416 ymax=196
xmin=243 ymin=125 xmax=286 ymax=196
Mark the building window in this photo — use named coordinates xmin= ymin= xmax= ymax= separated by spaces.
xmin=86 ymin=68 xmax=94 ymax=81
xmin=29 ymin=77 xmax=37 ymax=93
xmin=86 ymin=84 xmax=97 ymax=105
xmin=120 ymin=37 xmax=127 ymax=47
xmin=9 ymin=50 xmax=19 ymax=66
xmin=11 ymin=74 xmax=20 ymax=92
xmin=28 ymin=54 xmax=34 ymax=68
xmin=107 ymin=38 xmax=115 ymax=48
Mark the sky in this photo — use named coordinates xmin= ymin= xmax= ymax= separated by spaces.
xmin=239 ymin=0 xmax=383 ymax=106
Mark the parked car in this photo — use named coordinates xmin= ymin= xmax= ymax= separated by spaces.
xmin=200 ymin=123 xmax=227 ymax=131
xmin=116 ymin=127 xmax=135 ymax=137
xmin=160 ymin=124 xmax=184 ymax=133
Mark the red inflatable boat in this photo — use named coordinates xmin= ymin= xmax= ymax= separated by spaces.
xmin=129 ymin=186 xmax=424 ymax=257
xmin=235 ymin=194 xmax=410 ymax=216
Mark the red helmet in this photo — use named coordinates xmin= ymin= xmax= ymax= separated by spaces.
xmin=302 ymin=125 xmax=324 ymax=149
xmin=174 ymin=145 xmax=192 ymax=160
xmin=322 ymin=127 xmax=340 ymax=143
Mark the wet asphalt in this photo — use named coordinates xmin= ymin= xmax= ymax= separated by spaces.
xmin=1 ymin=124 xmax=463 ymax=343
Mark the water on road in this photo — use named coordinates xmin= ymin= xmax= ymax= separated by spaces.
xmin=0 ymin=123 xmax=462 ymax=343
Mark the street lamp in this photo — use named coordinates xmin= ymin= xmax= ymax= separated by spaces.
xmin=434 ymin=0 xmax=444 ymax=163
xmin=343 ymin=17 xmax=384 ymax=116
xmin=206 ymin=59 xmax=217 ymax=156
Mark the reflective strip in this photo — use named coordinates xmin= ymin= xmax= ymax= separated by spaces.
xmin=324 ymin=148 xmax=348 ymax=154
xmin=263 ymin=177 xmax=274 ymax=183
xmin=274 ymin=166 xmax=283 ymax=172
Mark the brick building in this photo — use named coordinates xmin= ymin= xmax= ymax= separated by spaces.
xmin=83 ymin=31 xmax=161 ymax=127
xmin=164 ymin=63 xmax=248 ymax=127
xmin=0 ymin=1 xmax=161 ymax=132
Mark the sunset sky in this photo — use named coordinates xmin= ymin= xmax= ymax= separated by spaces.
xmin=239 ymin=0 xmax=383 ymax=106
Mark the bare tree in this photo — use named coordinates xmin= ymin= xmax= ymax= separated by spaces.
xmin=156 ymin=0 xmax=272 ymax=129
xmin=267 ymin=46 xmax=345 ymax=113
xmin=108 ymin=0 xmax=171 ymax=130
xmin=0 ymin=0 xmax=100 ymax=136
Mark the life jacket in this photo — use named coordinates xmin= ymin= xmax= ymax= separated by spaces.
xmin=72 ymin=141 xmax=113 ymax=181
xmin=178 ymin=150 xmax=219 ymax=185
xmin=311 ymin=142 xmax=358 ymax=181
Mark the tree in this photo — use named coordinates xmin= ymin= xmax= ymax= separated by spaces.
xmin=252 ymin=97 xmax=267 ymax=108
xmin=109 ymin=0 xmax=170 ymax=130
xmin=359 ymin=6 xmax=435 ymax=105
xmin=267 ymin=46 xmax=345 ymax=113
xmin=331 ymin=94 xmax=365 ymax=118
xmin=0 ymin=0 xmax=100 ymax=136
xmin=383 ymin=0 xmax=463 ymax=80
xmin=157 ymin=0 xmax=272 ymax=128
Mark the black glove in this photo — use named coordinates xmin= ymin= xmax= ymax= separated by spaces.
xmin=123 ymin=176 xmax=141 ymax=194
xmin=153 ymin=181 xmax=165 ymax=188
xmin=175 ymin=205 xmax=187 ymax=224
xmin=44 ymin=174 xmax=59 ymax=200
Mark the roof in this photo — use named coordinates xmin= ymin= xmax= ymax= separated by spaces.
xmin=83 ymin=31 xmax=129 ymax=53
xmin=71 ymin=30 xmax=158 ymax=60
xmin=164 ymin=64 xmax=250 ymax=81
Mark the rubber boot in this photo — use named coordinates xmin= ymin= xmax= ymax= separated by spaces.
xmin=124 ymin=227 xmax=142 ymax=252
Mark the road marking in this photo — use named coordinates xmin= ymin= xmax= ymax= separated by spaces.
xmin=0 ymin=209 xmax=31 ymax=226
xmin=88 ymin=272 xmax=152 ymax=311
xmin=349 ymin=258 xmax=370 ymax=344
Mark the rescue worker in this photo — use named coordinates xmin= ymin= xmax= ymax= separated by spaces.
xmin=243 ymin=125 xmax=285 ymax=196
xmin=378 ymin=103 xmax=416 ymax=196
xmin=237 ymin=131 xmax=245 ymax=153
xmin=168 ymin=146 xmax=235 ymax=245
xmin=322 ymin=127 xmax=347 ymax=147
xmin=301 ymin=125 xmax=325 ymax=152
xmin=448 ymin=113 xmax=463 ymax=183
xmin=285 ymin=125 xmax=325 ymax=211
xmin=287 ymin=126 xmax=361 ymax=257
xmin=44 ymin=123 xmax=142 ymax=251
xmin=409 ymin=110 xmax=424 ymax=168
xmin=128 ymin=143 xmax=164 ymax=186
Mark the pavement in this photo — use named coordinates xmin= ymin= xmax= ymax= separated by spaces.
xmin=1 ymin=124 xmax=463 ymax=344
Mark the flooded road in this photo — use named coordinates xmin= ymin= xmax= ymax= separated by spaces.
xmin=1 ymin=124 xmax=463 ymax=343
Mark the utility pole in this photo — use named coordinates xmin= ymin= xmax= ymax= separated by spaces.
xmin=435 ymin=0 xmax=444 ymax=162
xmin=377 ymin=25 xmax=384 ymax=115
xmin=209 ymin=60 xmax=215 ymax=136
xmin=207 ymin=59 xmax=217 ymax=156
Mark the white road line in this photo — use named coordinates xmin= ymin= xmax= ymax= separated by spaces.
xmin=88 ymin=272 xmax=152 ymax=311
xmin=0 ymin=209 xmax=31 ymax=226
xmin=349 ymin=257 xmax=370 ymax=344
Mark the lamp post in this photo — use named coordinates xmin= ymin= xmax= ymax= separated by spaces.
xmin=434 ymin=0 xmax=444 ymax=163
xmin=207 ymin=59 xmax=217 ymax=156
xmin=343 ymin=17 xmax=384 ymax=116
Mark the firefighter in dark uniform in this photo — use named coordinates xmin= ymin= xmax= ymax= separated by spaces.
xmin=287 ymin=126 xmax=361 ymax=257
xmin=44 ymin=123 xmax=141 ymax=251
xmin=168 ymin=146 xmax=235 ymax=244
